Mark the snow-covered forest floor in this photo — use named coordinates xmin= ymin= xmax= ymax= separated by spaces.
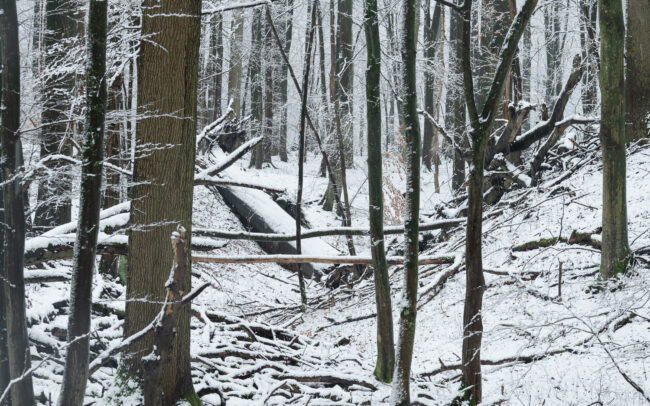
xmin=26 ymin=139 xmax=650 ymax=405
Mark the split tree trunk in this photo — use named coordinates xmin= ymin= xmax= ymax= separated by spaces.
xmin=364 ymin=0 xmax=394 ymax=384
xmin=57 ymin=0 xmax=107 ymax=403
xmin=125 ymin=0 xmax=201 ymax=403
xmin=599 ymin=0 xmax=629 ymax=278
xmin=459 ymin=0 xmax=537 ymax=402
xmin=392 ymin=0 xmax=420 ymax=403
xmin=0 ymin=0 xmax=35 ymax=403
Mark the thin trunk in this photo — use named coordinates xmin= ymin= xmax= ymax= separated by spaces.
xmin=599 ymin=0 xmax=629 ymax=277
xmin=447 ymin=7 xmax=466 ymax=193
xmin=278 ymin=0 xmax=293 ymax=162
xmin=0 ymin=35 xmax=9 ymax=406
xmin=228 ymin=10 xmax=245 ymax=118
xmin=422 ymin=1 xmax=442 ymax=171
xmin=125 ymin=0 xmax=201 ymax=403
xmin=210 ymin=14 xmax=223 ymax=121
xmin=0 ymin=0 xmax=35 ymax=403
xmin=249 ymin=9 xmax=264 ymax=168
xmin=57 ymin=0 xmax=107 ymax=402
xmin=365 ymin=0 xmax=395 ymax=384
xmin=625 ymin=0 xmax=650 ymax=142
xmin=262 ymin=15 xmax=274 ymax=165
xmin=391 ymin=0 xmax=420 ymax=403
xmin=336 ymin=0 xmax=354 ymax=164
xmin=459 ymin=0 xmax=537 ymax=402
xmin=296 ymin=6 xmax=316 ymax=306
xmin=580 ymin=0 xmax=599 ymax=116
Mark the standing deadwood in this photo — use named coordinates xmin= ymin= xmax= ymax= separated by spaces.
xmin=459 ymin=0 xmax=537 ymax=402
xmin=125 ymin=0 xmax=201 ymax=403
xmin=391 ymin=0 xmax=420 ymax=403
xmin=228 ymin=9 xmax=245 ymax=118
xmin=296 ymin=5 xmax=316 ymax=306
xmin=625 ymin=0 xmax=650 ymax=142
xmin=278 ymin=0 xmax=294 ymax=162
xmin=143 ymin=227 xmax=192 ymax=405
xmin=57 ymin=0 xmax=107 ymax=403
xmin=0 ymin=0 xmax=35 ymax=404
xmin=446 ymin=5 xmax=466 ymax=193
xmin=364 ymin=0 xmax=395 ymax=383
xmin=34 ymin=0 xmax=77 ymax=231
xmin=598 ymin=0 xmax=629 ymax=278
xmin=422 ymin=1 xmax=442 ymax=171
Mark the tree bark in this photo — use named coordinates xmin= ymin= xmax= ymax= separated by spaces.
xmin=336 ymin=0 xmax=354 ymax=163
xmin=422 ymin=1 xmax=442 ymax=171
xmin=391 ymin=0 xmax=420 ymax=403
xmin=599 ymin=0 xmax=629 ymax=278
xmin=278 ymin=0 xmax=293 ymax=162
xmin=0 ymin=0 xmax=35 ymax=403
xmin=625 ymin=0 xmax=650 ymax=142
xmin=57 ymin=0 xmax=107 ymax=403
xmin=447 ymin=6 xmax=466 ymax=193
xmin=34 ymin=0 xmax=77 ymax=231
xmin=125 ymin=0 xmax=201 ymax=403
xmin=459 ymin=0 xmax=537 ymax=402
xmin=209 ymin=13 xmax=224 ymax=122
xmin=228 ymin=10 xmax=245 ymax=118
xmin=249 ymin=8 xmax=264 ymax=169
xmin=364 ymin=0 xmax=395 ymax=384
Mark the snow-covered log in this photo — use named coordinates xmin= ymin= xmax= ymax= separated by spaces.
xmin=192 ymin=253 xmax=455 ymax=265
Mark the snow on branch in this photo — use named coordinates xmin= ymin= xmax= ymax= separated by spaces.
xmin=196 ymin=136 xmax=263 ymax=179
xmin=194 ymin=218 xmax=466 ymax=242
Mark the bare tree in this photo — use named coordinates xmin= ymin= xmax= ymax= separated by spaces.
xmin=458 ymin=0 xmax=537 ymax=402
xmin=0 ymin=0 xmax=35 ymax=403
xmin=57 ymin=0 xmax=107 ymax=402
xmin=392 ymin=0 xmax=420 ymax=403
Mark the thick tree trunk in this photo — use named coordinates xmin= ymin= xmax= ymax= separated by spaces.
xmin=364 ymin=0 xmax=395 ymax=384
xmin=391 ymin=0 xmax=420 ymax=403
xmin=0 ymin=0 xmax=35 ymax=404
xmin=34 ymin=0 xmax=77 ymax=231
xmin=625 ymin=0 xmax=650 ymax=142
xmin=57 ymin=0 xmax=107 ymax=403
xmin=125 ymin=0 xmax=201 ymax=403
xmin=599 ymin=0 xmax=629 ymax=278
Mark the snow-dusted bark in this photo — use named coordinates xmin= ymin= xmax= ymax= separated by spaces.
xmin=57 ymin=0 xmax=107 ymax=403
xmin=391 ymin=0 xmax=421 ymax=403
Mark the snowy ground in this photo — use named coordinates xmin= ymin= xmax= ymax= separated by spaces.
xmin=25 ymin=140 xmax=650 ymax=405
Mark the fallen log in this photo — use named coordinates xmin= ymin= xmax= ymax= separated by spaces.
xmin=192 ymin=254 xmax=456 ymax=266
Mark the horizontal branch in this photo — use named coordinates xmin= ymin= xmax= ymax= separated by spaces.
xmin=192 ymin=254 xmax=456 ymax=266
xmin=193 ymin=218 xmax=466 ymax=242
xmin=201 ymin=0 xmax=278 ymax=15
xmin=194 ymin=177 xmax=284 ymax=194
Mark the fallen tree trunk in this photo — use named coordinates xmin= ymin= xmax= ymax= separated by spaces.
xmin=192 ymin=254 xmax=455 ymax=266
